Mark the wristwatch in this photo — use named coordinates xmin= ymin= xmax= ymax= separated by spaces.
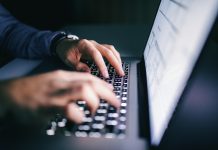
xmin=50 ymin=32 xmax=80 ymax=56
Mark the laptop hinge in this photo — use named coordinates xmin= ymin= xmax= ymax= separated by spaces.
xmin=137 ymin=57 xmax=151 ymax=141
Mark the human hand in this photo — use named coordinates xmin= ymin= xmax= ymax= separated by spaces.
xmin=3 ymin=70 xmax=120 ymax=123
xmin=55 ymin=39 xmax=125 ymax=78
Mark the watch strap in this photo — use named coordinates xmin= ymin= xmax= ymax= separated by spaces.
xmin=50 ymin=32 xmax=79 ymax=56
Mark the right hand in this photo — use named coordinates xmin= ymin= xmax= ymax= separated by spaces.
xmin=56 ymin=39 xmax=125 ymax=78
xmin=4 ymin=70 xmax=120 ymax=123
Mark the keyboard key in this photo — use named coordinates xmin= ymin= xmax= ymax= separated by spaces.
xmin=114 ymin=79 xmax=121 ymax=82
xmin=57 ymin=118 xmax=67 ymax=128
xmin=99 ymin=103 xmax=108 ymax=107
xmin=122 ymin=94 xmax=127 ymax=97
xmin=120 ymin=109 xmax=127 ymax=114
xmin=91 ymin=72 xmax=98 ymax=76
xmin=123 ymin=84 xmax=128 ymax=88
xmin=107 ymin=113 xmax=119 ymax=118
xmin=75 ymin=131 xmax=88 ymax=137
xmin=118 ymin=124 xmax=126 ymax=130
xmin=83 ymin=117 xmax=93 ymax=123
xmin=106 ymin=120 xmax=118 ymax=126
xmin=89 ymin=132 xmax=101 ymax=138
xmin=92 ymin=123 xmax=104 ymax=130
xmin=122 ymin=89 xmax=127 ymax=92
xmin=108 ymin=106 xmax=117 ymax=113
xmin=113 ymin=83 xmax=121 ymax=86
xmin=119 ymin=116 xmax=126 ymax=122
xmin=115 ymin=75 xmax=122 ymax=78
xmin=46 ymin=122 xmax=57 ymax=136
xmin=97 ymin=109 xmax=107 ymax=114
xmin=109 ymin=69 xmax=115 ymax=73
xmin=94 ymin=116 xmax=106 ymax=121
xmin=114 ymin=92 xmax=120 ymax=96
xmin=113 ymin=87 xmax=121 ymax=91
xmin=84 ymin=110 xmax=91 ymax=115
xmin=78 ymin=125 xmax=90 ymax=131
xmin=121 ymin=103 xmax=127 ymax=107
xmin=121 ymin=97 xmax=127 ymax=101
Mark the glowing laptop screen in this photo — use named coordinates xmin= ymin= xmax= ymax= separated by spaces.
xmin=144 ymin=0 xmax=218 ymax=145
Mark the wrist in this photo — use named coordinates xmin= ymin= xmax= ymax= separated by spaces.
xmin=50 ymin=32 xmax=79 ymax=56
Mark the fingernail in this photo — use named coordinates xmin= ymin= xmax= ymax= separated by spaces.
xmin=103 ymin=70 xmax=109 ymax=78
xmin=115 ymin=99 xmax=121 ymax=108
xmin=121 ymin=70 xmax=125 ymax=76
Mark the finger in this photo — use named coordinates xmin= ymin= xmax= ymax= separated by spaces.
xmin=51 ymin=71 xmax=113 ymax=90
xmin=79 ymin=82 xmax=99 ymax=114
xmin=75 ymin=62 xmax=91 ymax=73
xmin=91 ymin=82 xmax=120 ymax=108
xmin=91 ymin=41 xmax=124 ymax=76
xmin=87 ymin=74 xmax=114 ymax=90
xmin=66 ymin=103 xmax=85 ymax=124
xmin=48 ymin=81 xmax=101 ymax=114
xmin=48 ymin=79 xmax=76 ymax=91
xmin=82 ymin=41 xmax=109 ymax=78
xmin=46 ymin=81 xmax=82 ymax=107
xmin=47 ymin=88 xmax=80 ymax=107
xmin=103 ymin=44 xmax=122 ymax=65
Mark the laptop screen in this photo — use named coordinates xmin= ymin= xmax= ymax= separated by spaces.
xmin=143 ymin=0 xmax=218 ymax=145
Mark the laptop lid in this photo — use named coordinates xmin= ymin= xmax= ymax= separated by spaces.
xmin=143 ymin=0 xmax=218 ymax=146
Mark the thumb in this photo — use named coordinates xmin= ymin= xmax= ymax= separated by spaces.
xmin=75 ymin=62 xmax=91 ymax=73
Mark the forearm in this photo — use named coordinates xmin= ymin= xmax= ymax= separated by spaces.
xmin=0 ymin=4 xmax=61 ymax=58
xmin=2 ymin=23 xmax=60 ymax=58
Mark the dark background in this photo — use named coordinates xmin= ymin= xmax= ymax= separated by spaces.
xmin=0 ymin=0 xmax=160 ymax=67
xmin=1 ymin=0 xmax=160 ymax=30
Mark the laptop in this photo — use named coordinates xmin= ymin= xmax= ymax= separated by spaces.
xmin=0 ymin=0 xmax=218 ymax=149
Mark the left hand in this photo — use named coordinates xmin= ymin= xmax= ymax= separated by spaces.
xmin=2 ymin=70 xmax=120 ymax=123
xmin=55 ymin=39 xmax=125 ymax=78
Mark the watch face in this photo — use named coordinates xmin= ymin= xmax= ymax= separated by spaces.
xmin=67 ymin=34 xmax=79 ymax=40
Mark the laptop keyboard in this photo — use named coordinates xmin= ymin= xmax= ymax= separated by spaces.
xmin=46 ymin=61 xmax=130 ymax=139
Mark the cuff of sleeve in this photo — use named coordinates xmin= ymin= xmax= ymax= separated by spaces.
xmin=50 ymin=31 xmax=67 ymax=56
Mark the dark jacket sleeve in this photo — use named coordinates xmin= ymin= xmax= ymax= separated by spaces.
xmin=0 ymin=4 xmax=62 ymax=58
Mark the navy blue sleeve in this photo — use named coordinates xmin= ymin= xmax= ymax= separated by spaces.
xmin=0 ymin=4 xmax=62 ymax=58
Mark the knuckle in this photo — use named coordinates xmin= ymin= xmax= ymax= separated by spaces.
xmin=85 ymin=73 xmax=94 ymax=79
xmin=116 ymin=51 xmax=120 ymax=56
xmin=80 ymin=82 xmax=89 ymax=94
xmin=79 ymin=39 xmax=89 ymax=45
xmin=54 ymin=70 xmax=64 ymax=76
xmin=108 ymin=45 xmax=115 ymax=49
xmin=90 ymin=40 xmax=96 ymax=43
xmin=82 ymin=72 xmax=93 ymax=80
xmin=90 ymin=48 xmax=101 ymax=57
xmin=105 ymin=49 xmax=113 ymax=56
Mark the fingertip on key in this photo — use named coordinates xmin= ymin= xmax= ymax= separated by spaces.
xmin=103 ymin=70 xmax=109 ymax=78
